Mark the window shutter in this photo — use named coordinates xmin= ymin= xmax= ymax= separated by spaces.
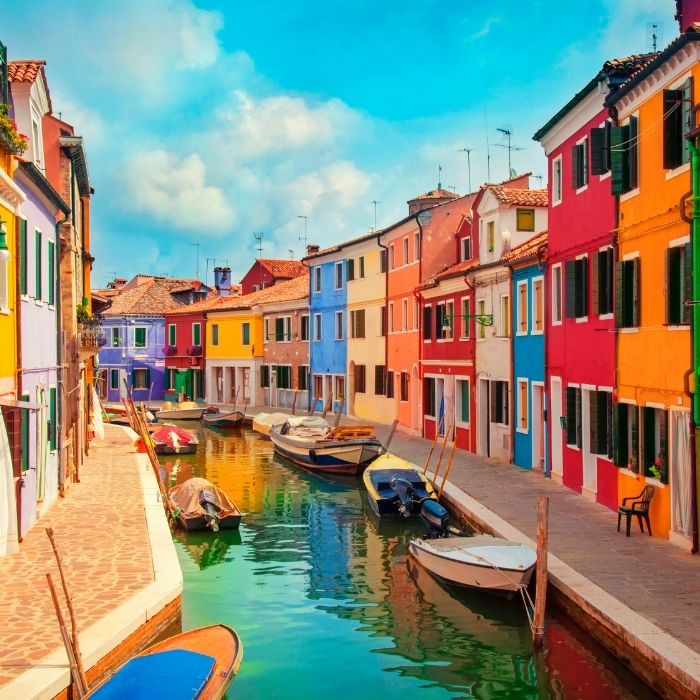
xmin=566 ymin=387 xmax=577 ymax=445
xmin=590 ymin=251 xmax=599 ymax=316
xmin=19 ymin=218 xmax=27 ymax=295
xmin=630 ymin=406 xmax=639 ymax=471
xmin=614 ymin=261 xmax=624 ymax=328
xmin=575 ymin=388 xmax=582 ymax=448
xmin=571 ymin=143 xmax=579 ymax=189
xmin=347 ymin=259 xmax=355 ymax=281
xmin=435 ymin=305 xmax=444 ymax=338
xmin=659 ymin=410 xmax=668 ymax=482
xmin=380 ymin=249 xmax=387 ymax=273
xmin=683 ymin=78 xmax=694 ymax=164
xmin=683 ymin=242 xmax=692 ymax=324
xmin=423 ymin=306 xmax=432 ymax=340
xmin=663 ymin=89 xmax=683 ymax=169
xmin=565 ymin=260 xmax=577 ymax=318
xmin=491 ymin=382 xmax=498 ymax=423
xmin=628 ymin=118 xmax=638 ymax=190
xmin=612 ymin=403 xmax=627 ymax=466
xmin=145 ymin=369 xmax=151 ymax=388
xmin=667 ymin=247 xmax=680 ymax=324
xmin=590 ymin=128 xmax=606 ymax=174
xmin=610 ymin=125 xmax=627 ymax=195
xmin=589 ymin=391 xmax=599 ymax=455
xmin=48 ymin=241 xmax=55 ymax=305
xmin=632 ymin=258 xmax=641 ymax=327
xmin=461 ymin=381 xmax=469 ymax=422
xmin=381 ymin=306 xmax=387 ymax=336
xmin=49 ymin=387 xmax=57 ymax=451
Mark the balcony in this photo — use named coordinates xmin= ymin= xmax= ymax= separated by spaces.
xmin=186 ymin=345 xmax=203 ymax=357
xmin=78 ymin=322 xmax=107 ymax=358
xmin=163 ymin=345 xmax=178 ymax=356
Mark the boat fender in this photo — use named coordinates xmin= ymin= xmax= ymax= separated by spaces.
xmin=309 ymin=448 xmax=317 ymax=463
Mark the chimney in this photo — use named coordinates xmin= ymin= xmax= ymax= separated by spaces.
xmin=214 ymin=266 xmax=232 ymax=296
xmin=306 ymin=243 xmax=320 ymax=255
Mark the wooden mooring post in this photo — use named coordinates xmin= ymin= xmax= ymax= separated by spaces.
xmin=533 ymin=495 xmax=549 ymax=648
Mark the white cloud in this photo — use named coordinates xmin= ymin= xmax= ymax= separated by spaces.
xmin=127 ymin=149 xmax=235 ymax=233
xmin=50 ymin=91 xmax=105 ymax=149
xmin=467 ymin=16 xmax=501 ymax=41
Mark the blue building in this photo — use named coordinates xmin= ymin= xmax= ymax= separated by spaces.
xmin=303 ymin=245 xmax=347 ymax=414
xmin=506 ymin=232 xmax=547 ymax=470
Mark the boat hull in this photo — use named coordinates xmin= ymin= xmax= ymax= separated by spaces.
xmin=177 ymin=513 xmax=241 ymax=532
xmin=154 ymin=442 xmax=198 ymax=455
xmin=202 ymin=411 xmax=244 ymax=427
xmin=408 ymin=536 xmax=536 ymax=594
xmin=156 ymin=408 xmax=205 ymax=420
xmin=252 ymin=412 xmax=289 ymax=436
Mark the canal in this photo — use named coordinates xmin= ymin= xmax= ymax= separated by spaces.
xmin=159 ymin=425 xmax=658 ymax=699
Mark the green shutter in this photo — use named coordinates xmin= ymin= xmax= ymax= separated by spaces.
xmin=423 ymin=306 xmax=432 ymax=339
xmin=35 ymin=230 xmax=42 ymax=300
xmin=565 ymin=260 xmax=577 ymax=318
xmin=47 ymin=241 xmax=55 ymax=305
xmin=461 ymin=381 xmax=469 ymax=422
xmin=297 ymin=365 xmax=304 ymax=389
xmin=663 ymin=89 xmax=683 ymax=169
xmin=193 ymin=323 xmax=201 ymax=346
xmin=682 ymin=78 xmax=694 ymax=164
xmin=642 ymin=407 xmax=656 ymax=476
xmin=20 ymin=396 xmax=30 ymax=472
xmin=630 ymin=406 xmax=639 ymax=472
xmin=566 ymin=388 xmax=577 ymax=445
xmin=615 ymin=260 xmax=624 ymax=329
xmin=667 ymin=247 xmax=681 ymax=324
xmin=169 ymin=325 xmax=175 ymax=346
xmin=683 ymin=242 xmax=692 ymax=324
xmin=275 ymin=318 xmax=284 ymax=341
xmin=19 ymin=218 xmax=27 ymax=295
xmin=212 ymin=324 xmax=219 ymax=345
xmin=628 ymin=118 xmax=638 ymax=190
xmin=575 ymin=389 xmax=583 ymax=448
xmin=612 ymin=403 xmax=628 ymax=466
xmin=632 ymin=258 xmax=641 ymax=327
xmin=242 ymin=323 xmax=250 ymax=345
xmin=49 ymin=387 xmax=57 ymax=451
xmin=589 ymin=391 xmax=599 ymax=454
xmin=610 ymin=125 xmax=626 ymax=195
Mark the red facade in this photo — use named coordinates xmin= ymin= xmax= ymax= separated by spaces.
xmin=163 ymin=310 xmax=207 ymax=400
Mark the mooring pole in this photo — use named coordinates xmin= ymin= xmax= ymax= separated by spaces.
xmin=533 ymin=495 xmax=549 ymax=648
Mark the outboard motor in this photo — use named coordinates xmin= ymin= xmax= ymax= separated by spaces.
xmin=390 ymin=475 xmax=420 ymax=517
xmin=199 ymin=489 xmax=221 ymax=532
xmin=419 ymin=499 xmax=452 ymax=538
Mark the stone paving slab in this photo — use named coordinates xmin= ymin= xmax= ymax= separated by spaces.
xmin=0 ymin=424 xmax=154 ymax=690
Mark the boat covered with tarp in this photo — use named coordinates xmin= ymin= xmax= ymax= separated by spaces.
xmin=156 ymin=401 xmax=205 ymax=421
xmin=169 ymin=477 xmax=242 ymax=531
xmin=252 ymin=411 xmax=289 ymax=436
xmin=151 ymin=425 xmax=199 ymax=454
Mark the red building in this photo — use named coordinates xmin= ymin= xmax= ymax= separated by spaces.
xmin=533 ymin=55 xmax=655 ymax=509
xmin=163 ymin=303 xmax=208 ymax=401
xmin=240 ymin=258 xmax=306 ymax=295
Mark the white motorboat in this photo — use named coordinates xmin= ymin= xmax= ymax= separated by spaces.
xmin=156 ymin=400 xmax=205 ymax=421
xmin=252 ymin=412 xmax=289 ymax=436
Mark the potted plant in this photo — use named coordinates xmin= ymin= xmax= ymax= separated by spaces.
xmin=0 ymin=104 xmax=29 ymax=154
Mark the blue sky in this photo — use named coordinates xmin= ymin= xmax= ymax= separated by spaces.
xmin=5 ymin=0 xmax=676 ymax=287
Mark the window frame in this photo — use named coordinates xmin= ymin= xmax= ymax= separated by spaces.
xmin=335 ymin=310 xmax=344 ymax=340
xmin=314 ymin=266 xmax=322 ymax=293
xmin=516 ymin=280 xmax=529 ymax=335
xmin=456 ymin=377 xmax=470 ymax=426
xmin=192 ymin=322 xmax=201 ymax=347
xmin=551 ymin=263 xmax=563 ymax=325
xmin=517 ymin=378 xmax=529 ymax=433
xmin=460 ymin=297 xmax=471 ymax=339
xmin=314 ymin=313 xmax=322 ymax=341
xmin=301 ymin=314 xmax=310 ymax=341
xmin=168 ymin=324 xmax=176 ymax=347
xmin=335 ymin=261 xmax=343 ymax=289
xmin=551 ymin=154 xmax=563 ymax=206
xmin=532 ymin=276 xmax=544 ymax=334
xmin=133 ymin=326 xmax=147 ymax=348
xmin=241 ymin=322 xmax=251 ymax=346
xmin=516 ymin=208 xmax=535 ymax=232
xmin=212 ymin=323 xmax=219 ymax=346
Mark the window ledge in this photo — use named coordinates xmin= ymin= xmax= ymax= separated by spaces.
xmin=516 ymin=330 xmax=528 ymax=337
xmin=516 ymin=427 xmax=529 ymax=434
xmin=667 ymin=325 xmax=690 ymax=331
xmin=620 ymin=467 xmax=639 ymax=478
xmin=598 ymin=313 xmax=614 ymax=321
xmin=455 ymin=420 xmax=470 ymax=429
xmin=620 ymin=327 xmax=639 ymax=333
xmin=620 ymin=187 xmax=640 ymax=202
xmin=665 ymin=162 xmax=690 ymax=180
xmin=459 ymin=337 xmax=471 ymax=342
xmin=532 ymin=329 xmax=544 ymax=336
xmin=551 ymin=198 xmax=562 ymax=208
xmin=575 ymin=316 xmax=589 ymax=324
xmin=645 ymin=477 xmax=666 ymax=488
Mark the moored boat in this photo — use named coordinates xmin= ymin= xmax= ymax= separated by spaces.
xmin=169 ymin=477 xmax=242 ymax=532
xmin=202 ymin=410 xmax=245 ymax=427
xmin=252 ymin=411 xmax=288 ymax=436
xmin=151 ymin=425 xmax=199 ymax=454
xmin=85 ymin=624 xmax=243 ymax=699
xmin=362 ymin=453 xmax=437 ymax=517
xmin=270 ymin=415 xmax=383 ymax=475
xmin=156 ymin=400 xmax=205 ymax=421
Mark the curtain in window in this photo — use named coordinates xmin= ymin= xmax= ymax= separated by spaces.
xmin=671 ymin=410 xmax=692 ymax=537
xmin=0 ymin=412 xmax=19 ymax=555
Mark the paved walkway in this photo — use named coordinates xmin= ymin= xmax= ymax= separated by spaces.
xmin=247 ymin=406 xmax=700 ymax=655
xmin=0 ymin=425 xmax=154 ymax=690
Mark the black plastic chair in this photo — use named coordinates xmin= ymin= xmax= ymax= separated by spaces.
xmin=617 ymin=485 xmax=655 ymax=537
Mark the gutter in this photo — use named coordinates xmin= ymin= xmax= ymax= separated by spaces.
xmin=300 ymin=256 xmax=312 ymax=411
xmin=377 ymin=236 xmax=389 ymax=401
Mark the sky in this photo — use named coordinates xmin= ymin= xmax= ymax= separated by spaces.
xmin=5 ymin=0 xmax=677 ymax=288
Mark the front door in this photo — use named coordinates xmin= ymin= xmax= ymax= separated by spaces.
xmin=478 ymin=378 xmax=490 ymax=457
xmin=550 ymin=377 xmax=563 ymax=478
xmin=581 ymin=386 xmax=597 ymax=496
xmin=531 ymin=383 xmax=545 ymax=470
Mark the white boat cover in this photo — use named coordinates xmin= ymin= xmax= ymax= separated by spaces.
xmin=420 ymin=535 xmax=537 ymax=571
xmin=286 ymin=415 xmax=329 ymax=429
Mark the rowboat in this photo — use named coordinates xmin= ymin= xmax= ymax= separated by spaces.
xmin=156 ymin=401 xmax=205 ymax=421
xmin=151 ymin=425 xmax=199 ymax=454
xmin=169 ymin=477 xmax=242 ymax=532
xmin=269 ymin=416 xmax=383 ymax=475
xmin=202 ymin=410 xmax=245 ymax=427
xmin=86 ymin=624 xmax=242 ymax=699
xmin=362 ymin=453 xmax=437 ymax=517
xmin=252 ymin=411 xmax=288 ymax=436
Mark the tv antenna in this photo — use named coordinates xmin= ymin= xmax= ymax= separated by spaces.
xmin=253 ymin=232 xmax=264 ymax=257
xmin=447 ymin=185 xmax=457 ymax=194
xmin=189 ymin=243 xmax=200 ymax=279
xmin=438 ymin=164 xmax=443 ymax=189
xmin=370 ymin=200 xmax=381 ymax=231
xmin=495 ymin=127 xmax=525 ymax=177
xmin=533 ymin=174 xmax=544 ymax=186
xmin=646 ymin=22 xmax=663 ymax=52
xmin=297 ymin=215 xmax=308 ymax=251
xmin=458 ymin=148 xmax=474 ymax=204
xmin=288 ymin=249 xmax=294 ymax=260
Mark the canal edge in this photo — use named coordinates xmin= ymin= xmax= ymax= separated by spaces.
xmin=0 ymin=425 xmax=183 ymax=700
xmin=437 ymin=478 xmax=700 ymax=700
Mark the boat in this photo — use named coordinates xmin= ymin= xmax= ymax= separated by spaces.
xmin=202 ymin=409 xmax=245 ymax=427
xmin=269 ymin=415 xmax=384 ymax=476
xmin=156 ymin=400 xmax=205 ymax=421
xmin=408 ymin=499 xmax=537 ymax=596
xmin=362 ymin=453 xmax=437 ymax=517
xmin=252 ymin=411 xmax=288 ymax=436
xmin=169 ymin=477 xmax=242 ymax=532
xmin=85 ymin=624 xmax=242 ymax=699
xmin=151 ymin=425 xmax=199 ymax=455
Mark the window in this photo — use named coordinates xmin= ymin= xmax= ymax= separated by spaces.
xmin=461 ymin=237 xmax=472 ymax=262
xmin=335 ymin=262 xmax=343 ymax=289
xmin=298 ymin=365 xmax=309 ymax=391
xmin=423 ymin=377 xmax=436 ymax=416
xmin=264 ymin=318 xmax=270 ymax=342
xmin=380 ymin=249 xmax=387 ymax=273
xmin=261 ymin=365 xmax=270 ymax=388
xmin=402 ymin=299 xmax=408 ymax=331
xmin=443 ymin=301 xmax=454 ymax=340
xmin=423 ymin=305 xmax=432 ymax=340
xmin=389 ymin=245 xmax=395 ymax=269
xmin=565 ymin=387 xmax=582 ymax=447
xmin=414 ymin=232 xmax=420 ymax=260
xmin=212 ymin=324 xmax=219 ymax=346
xmin=134 ymin=327 xmax=147 ymax=348
xmin=613 ymin=404 xmax=668 ymax=482
xmin=335 ymin=311 xmax=344 ymax=339
xmin=565 ymin=257 xmax=588 ymax=319
xmin=516 ymin=209 xmax=535 ymax=232
xmin=275 ymin=316 xmax=291 ymax=341
xmin=611 ymin=116 xmax=638 ymax=195
xmin=354 ymin=364 xmax=366 ymax=393
xmin=388 ymin=302 xmax=394 ymax=333
xmin=374 ymin=365 xmax=386 ymax=395
xmin=552 ymin=264 xmax=562 ymax=324
xmin=595 ymin=248 xmax=614 ymax=316
xmin=414 ymin=298 xmax=419 ymax=330
xmin=517 ymin=281 xmax=528 ymax=334
xmin=552 ymin=155 xmax=562 ymax=204
xmin=166 ymin=368 xmax=176 ymax=390
xmin=334 ymin=376 xmax=345 ymax=402
xmin=313 ymin=374 xmax=323 ymax=401
xmin=314 ymin=266 xmax=322 ymax=293
xmin=663 ymin=78 xmax=693 ymax=170
xmin=403 ymin=237 xmax=409 ymax=265
xmin=276 ymin=365 xmax=292 ymax=389
xmin=350 ymin=309 xmax=366 ymax=338
xmin=386 ymin=372 xmax=395 ymax=398
xmin=590 ymin=121 xmax=612 ymax=175
xmin=572 ymin=138 xmax=588 ymax=190
xmin=615 ymin=258 xmax=640 ymax=329
xmin=456 ymin=378 xmax=470 ymax=424
xmin=132 ymin=367 xmax=150 ymax=390
xmin=314 ymin=313 xmax=322 ymax=341
xmin=491 ymin=380 xmax=508 ymax=425
xmin=192 ymin=322 xmax=201 ymax=346
xmin=460 ymin=298 xmax=470 ymax=339
xmin=667 ymin=243 xmax=691 ymax=325
xmin=500 ymin=295 xmax=510 ymax=337
xmin=241 ymin=322 xmax=251 ymax=345
xmin=20 ymin=396 xmax=29 ymax=472
xmin=589 ymin=390 xmax=613 ymax=458
xmin=533 ymin=278 xmax=544 ymax=333
xmin=111 ymin=327 xmax=120 ymax=347
xmin=47 ymin=240 xmax=55 ymax=305
xmin=435 ymin=303 xmax=445 ymax=339
xmin=48 ymin=386 xmax=57 ymax=451
xmin=487 ymin=221 xmax=495 ymax=253
xmin=301 ymin=314 xmax=310 ymax=341
xmin=35 ymin=229 xmax=42 ymax=300
xmin=19 ymin=218 xmax=27 ymax=295
xmin=109 ymin=369 xmax=119 ymax=390
xmin=477 ymin=300 xmax=487 ymax=339
xmin=347 ymin=258 xmax=355 ymax=281
xmin=359 ymin=256 xmax=365 ymax=278
xmin=168 ymin=324 xmax=176 ymax=346
xmin=400 ymin=372 xmax=409 ymax=401
xmin=517 ymin=379 xmax=529 ymax=432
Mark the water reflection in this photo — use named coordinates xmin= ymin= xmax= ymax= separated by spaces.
xmin=162 ymin=424 xmax=657 ymax=700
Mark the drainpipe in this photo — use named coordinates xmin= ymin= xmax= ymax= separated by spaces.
xmin=377 ymin=235 xmax=389 ymax=401
xmin=508 ymin=267 xmax=515 ymax=465
xmin=536 ymin=243 xmax=550 ymax=477
xmin=300 ymin=255 xmax=312 ymax=411
xmin=416 ymin=213 xmax=426 ymax=431
xmin=55 ymin=212 xmax=70 ymax=497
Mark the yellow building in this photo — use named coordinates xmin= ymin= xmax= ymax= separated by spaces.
xmin=607 ymin=28 xmax=700 ymax=546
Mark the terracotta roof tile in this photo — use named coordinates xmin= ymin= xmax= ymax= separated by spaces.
xmin=257 ymin=259 xmax=307 ymax=279
xmin=503 ymin=231 xmax=548 ymax=265
xmin=418 ymin=259 xmax=478 ymax=290
xmin=8 ymin=60 xmax=46 ymax=83
xmin=488 ymin=186 xmax=548 ymax=208
xmin=409 ymin=188 xmax=459 ymax=202
xmin=103 ymin=276 xmax=209 ymax=316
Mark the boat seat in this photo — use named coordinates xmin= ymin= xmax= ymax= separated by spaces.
xmin=617 ymin=485 xmax=654 ymax=537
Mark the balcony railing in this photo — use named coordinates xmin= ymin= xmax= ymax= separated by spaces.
xmin=78 ymin=323 xmax=107 ymax=353
xmin=186 ymin=345 xmax=203 ymax=356
xmin=163 ymin=345 xmax=178 ymax=356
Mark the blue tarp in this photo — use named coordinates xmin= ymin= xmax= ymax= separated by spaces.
xmin=89 ymin=649 xmax=216 ymax=700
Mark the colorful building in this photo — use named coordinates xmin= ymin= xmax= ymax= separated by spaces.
xmin=162 ymin=305 xmax=208 ymax=402
xmin=606 ymin=27 xmax=700 ymax=545
xmin=505 ymin=232 xmax=548 ymax=471
xmin=240 ymin=258 xmax=306 ymax=295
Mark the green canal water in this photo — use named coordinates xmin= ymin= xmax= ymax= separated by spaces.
xmin=160 ymin=425 xmax=658 ymax=700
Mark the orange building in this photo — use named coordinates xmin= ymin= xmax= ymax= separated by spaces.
xmin=606 ymin=27 xmax=700 ymax=547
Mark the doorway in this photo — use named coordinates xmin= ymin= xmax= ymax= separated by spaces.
xmin=550 ymin=377 xmax=563 ymax=478
xmin=531 ymin=383 xmax=545 ymax=471
xmin=478 ymin=378 xmax=490 ymax=457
